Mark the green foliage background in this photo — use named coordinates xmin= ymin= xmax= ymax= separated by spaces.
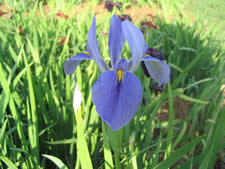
xmin=0 ymin=0 xmax=225 ymax=168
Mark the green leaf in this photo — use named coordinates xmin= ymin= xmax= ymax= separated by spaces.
xmin=178 ymin=94 xmax=209 ymax=104
xmin=23 ymin=50 xmax=40 ymax=165
xmin=0 ymin=63 xmax=10 ymax=123
xmin=106 ymin=125 xmax=123 ymax=154
xmin=0 ymin=156 xmax=18 ymax=169
xmin=44 ymin=138 xmax=77 ymax=145
xmin=75 ymin=108 xmax=93 ymax=169
xmin=42 ymin=154 xmax=68 ymax=169
xmin=154 ymin=136 xmax=203 ymax=169
xmin=199 ymin=108 xmax=225 ymax=169
xmin=165 ymin=83 xmax=174 ymax=158
xmin=102 ymin=122 xmax=114 ymax=169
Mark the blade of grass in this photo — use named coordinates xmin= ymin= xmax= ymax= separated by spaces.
xmin=75 ymin=107 xmax=93 ymax=169
xmin=0 ymin=63 xmax=10 ymax=123
xmin=154 ymin=136 xmax=203 ymax=169
xmin=0 ymin=156 xmax=18 ymax=169
xmin=164 ymin=83 xmax=174 ymax=158
xmin=42 ymin=154 xmax=69 ymax=169
xmin=199 ymin=107 xmax=225 ymax=169
xmin=0 ymin=119 xmax=8 ymax=155
xmin=23 ymin=50 xmax=40 ymax=165
xmin=102 ymin=121 xmax=114 ymax=169
xmin=0 ymin=62 xmax=32 ymax=168
xmin=178 ymin=94 xmax=209 ymax=104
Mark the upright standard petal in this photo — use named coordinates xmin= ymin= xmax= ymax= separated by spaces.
xmin=87 ymin=15 xmax=110 ymax=72
xmin=122 ymin=20 xmax=147 ymax=72
xmin=92 ymin=71 xmax=142 ymax=131
xmin=87 ymin=15 xmax=101 ymax=59
xmin=64 ymin=53 xmax=91 ymax=75
xmin=142 ymin=56 xmax=170 ymax=85
xmin=108 ymin=15 xmax=125 ymax=69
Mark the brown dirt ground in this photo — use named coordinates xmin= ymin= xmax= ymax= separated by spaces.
xmin=0 ymin=2 xmax=160 ymax=21
xmin=158 ymin=96 xmax=192 ymax=121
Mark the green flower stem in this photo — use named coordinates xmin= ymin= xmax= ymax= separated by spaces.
xmin=102 ymin=122 xmax=114 ymax=169
xmin=114 ymin=152 xmax=121 ymax=169
xmin=105 ymin=125 xmax=123 ymax=169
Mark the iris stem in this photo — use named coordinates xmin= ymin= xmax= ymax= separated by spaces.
xmin=114 ymin=152 xmax=121 ymax=169
xmin=104 ymin=124 xmax=123 ymax=169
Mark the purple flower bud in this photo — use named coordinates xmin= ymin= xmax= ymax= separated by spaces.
xmin=146 ymin=48 xmax=167 ymax=60
xmin=105 ymin=0 xmax=114 ymax=12
xmin=104 ymin=0 xmax=123 ymax=12
xmin=115 ymin=2 xmax=123 ymax=10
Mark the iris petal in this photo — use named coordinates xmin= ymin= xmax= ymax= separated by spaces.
xmin=64 ymin=53 xmax=91 ymax=75
xmin=87 ymin=15 xmax=101 ymax=59
xmin=87 ymin=15 xmax=109 ymax=72
xmin=109 ymin=15 xmax=125 ymax=69
xmin=122 ymin=20 xmax=147 ymax=72
xmin=114 ymin=58 xmax=128 ymax=71
xmin=142 ymin=56 xmax=170 ymax=85
xmin=92 ymin=71 xmax=142 ymax=131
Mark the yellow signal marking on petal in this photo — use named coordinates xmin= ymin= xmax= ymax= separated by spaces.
xmin=144 ymin=54 xmax=150 ymax=57
xmin=117 ymin=69 xmax=123 ymax=83
xmin=82 ymin=51 xmax=90 ymax=56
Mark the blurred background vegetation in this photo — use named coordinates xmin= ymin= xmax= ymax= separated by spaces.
xmin=0 ymin=0 xmax=224 ymax=169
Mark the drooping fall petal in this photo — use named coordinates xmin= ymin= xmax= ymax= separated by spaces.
xmin=142 ymin=56 xmax=170 ymax=85
xmin=92 ymin=71 xmax=142 ymax=130
xmin=64 ymin=53 xmax=91 ymax=75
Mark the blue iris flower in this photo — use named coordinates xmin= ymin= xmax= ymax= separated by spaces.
xmin=64 ymin=15 xmax=170 ymax=131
